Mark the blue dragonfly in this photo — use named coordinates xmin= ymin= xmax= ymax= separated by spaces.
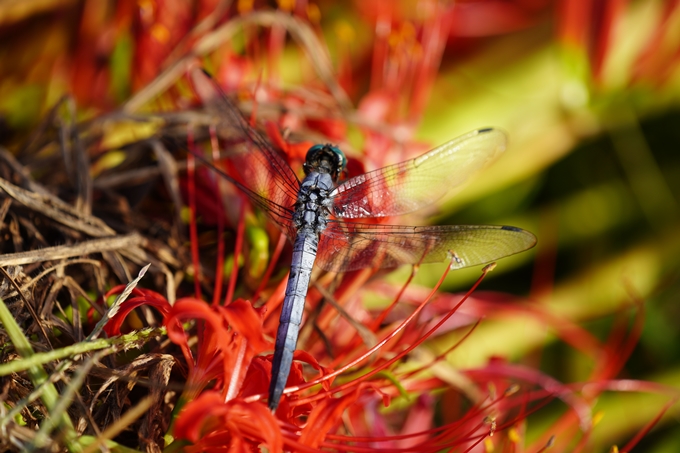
xmin=190 ymin=69 xmax=536 ymax=412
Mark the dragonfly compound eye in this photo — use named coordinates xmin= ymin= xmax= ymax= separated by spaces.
xmin=327 ymin=145 xmax=347 ymax=173
xmin=305 ymin=144 xmax=347 ymax=179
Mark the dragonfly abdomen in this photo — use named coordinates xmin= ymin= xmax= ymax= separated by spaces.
xmin=268 ymin=171 xmax=335 ymax=411
xmin=269 ymin=231 xmax=318 ymax=410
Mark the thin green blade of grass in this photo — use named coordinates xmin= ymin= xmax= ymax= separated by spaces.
xmin=0 ymin=327 xmax=165 ymax=377
xmin=0 ymin=297 xmax=81 ymax=452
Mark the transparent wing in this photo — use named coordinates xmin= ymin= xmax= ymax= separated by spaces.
xmin=190 ymin=69 xmax=299 ymax=237
xmin=315 ymin=221 xmax=536 ymax=273
xmin=330 ymin=128 xmax=506 ymax=218
xmin=191 ymin=156 xmax=297 ymax=238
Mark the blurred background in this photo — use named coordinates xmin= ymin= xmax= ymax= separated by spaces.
xmin=1 ymin=0 xmax=679 ymax=451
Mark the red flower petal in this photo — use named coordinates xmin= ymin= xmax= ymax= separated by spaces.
xmin=174 ymin=391 xmax=282 ymax=453
xmin=103 ymin=288 xmax=172 ymax=336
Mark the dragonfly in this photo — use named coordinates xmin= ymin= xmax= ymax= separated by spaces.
xmin=189 ymin=69 xmax=537 ymax=412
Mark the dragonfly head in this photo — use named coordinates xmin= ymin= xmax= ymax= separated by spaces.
xmin=304 ymin=144 xmax=347 ymax=182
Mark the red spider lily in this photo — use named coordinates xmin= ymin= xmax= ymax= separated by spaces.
xmin=164 ymin=259 xmax=499 ymax=452
xmin=173 ymin=391 xmax=282 ymax=452
xmin=99 ymin=279 xmax=476 ymax=452
xmin=101 ymin=286 xmax=275 ymax=399
xmin=99 ymin=285 xmax=172 ymax=336
xmin=164 ymin=297 xmax=271 ymax=401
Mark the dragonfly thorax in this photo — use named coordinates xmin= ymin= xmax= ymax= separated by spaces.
xmin=293 ymin=172 xmax=335 ymax=233
xmin=304 ymin=144 xmax=346 ymax=182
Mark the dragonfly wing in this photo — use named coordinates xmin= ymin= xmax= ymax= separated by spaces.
xmin=191 ymin=153 xmax=297 ymax=239
xmin=330 ymin=128 xmax=506 ymax=219
xmin=315 ymin=221 xmax=536 ymax=273
xmin=244 ymin=192 xmax=297 ymax=240
xmin=191 ymin=69 xmax=299 ymax=236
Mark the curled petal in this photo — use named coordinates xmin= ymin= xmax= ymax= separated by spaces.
xmin=221 ymin=299 xmax=270 ymax=353
xmin=174 ymin=391 xmax=282 ymax=453
xmin=103 ymin=292 xmax=172 ymax=336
